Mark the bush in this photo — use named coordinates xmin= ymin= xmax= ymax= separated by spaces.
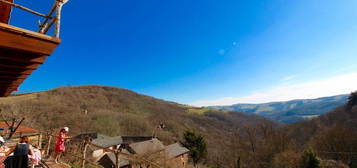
xmin=301 ymin=148 xmax=321 ymax=168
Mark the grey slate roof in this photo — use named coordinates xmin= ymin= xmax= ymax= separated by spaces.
xmin=165 ymin=143 xmax=189 ymax=159
xmin=92 ymin=136 xmax=123 ymax=148
xmin=71 ymin=133 xmax=111 ymax=142
xmin=129 ymin=138 xmax=165 ymax=155
xmin=72 ymin=133 xmax=153 ymax=148
xmin=92 ymin=136 xmax=154 ymax=148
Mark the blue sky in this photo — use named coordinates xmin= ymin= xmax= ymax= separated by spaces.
xmin=10 ymin=0 xmax=357 ymax=106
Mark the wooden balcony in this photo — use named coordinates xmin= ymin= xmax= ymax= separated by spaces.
xmin=0 ymin=22 xmax=61 ymax=96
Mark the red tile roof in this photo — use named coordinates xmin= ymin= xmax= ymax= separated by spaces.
xmin=0 ymin=122 xmax=39 ymax=134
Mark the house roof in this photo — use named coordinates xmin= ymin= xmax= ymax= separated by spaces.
xmin=93 ymin=136 xmax=154 ymax=148
xmin=0 ymin=122 xmax=39 ymax=134
xmin=72 ymin=133 xmax=111 ymax=140
xmin=92 ymin=136 xmax=123 ymax=148
xmin=100 ymin=152 xmax=130 ymax=167
xmin=72 ymin=133 xmax=153 ymax=149
xmin=129 ymin=138 xmax=165 ymax=155
xmin=165 ymin=143 xmax=189 ymax=159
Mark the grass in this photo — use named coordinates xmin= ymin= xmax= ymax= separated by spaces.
xmin=187 ymin=108 xmax=211 ymax=115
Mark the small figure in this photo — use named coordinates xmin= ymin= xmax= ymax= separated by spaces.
xmin=54 ymin=127 xmax=71 ymax=163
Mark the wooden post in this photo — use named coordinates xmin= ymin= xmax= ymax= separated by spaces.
xmin=38 ymin=133 xmax=42 ymax=149
xmin=82 ymin=140 xmax=89 ymax=168
xmin=46 ymin=133 xmax=52 ymax=156
xmin=54 ymin=1 xmax=61 ymax=38
xmin=38 ymin=1 xmax=57 ymax=33
xmin=115 ymin=150 xmax=120 ymax=168
xmin=0 ymin=0 xmax=13 ymax=24
xmin=54 ymin=0 xmax=69 ymax=38
xmin=0 ymin=0 xmax=50 ymax=19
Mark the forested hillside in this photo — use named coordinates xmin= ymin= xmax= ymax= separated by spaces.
xmin=0 ymin=86 xmax=356 ymax=168
xmin=0 ymin=85 xmax=273 ymax=167
xmin=212 ymin=95 xmax=348 ymax=123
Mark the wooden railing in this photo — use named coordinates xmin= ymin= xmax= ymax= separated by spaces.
xmin=0 ymin=0 xmax=69 ymax=38
xmin=41 ymin=133 xmax=163 ymax=168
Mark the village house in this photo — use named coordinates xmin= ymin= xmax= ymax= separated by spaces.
xmin=164 ymin=143 xmax=189 ymax=168
xmin=72 ymin=133 xmax=153 ymax=160
xmin=97 ymin=138 xmax=189 ymax=168
xmin=72 ymin=133 xmax=190 ymax=168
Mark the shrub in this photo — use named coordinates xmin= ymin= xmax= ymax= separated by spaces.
xmin=182 ymin=130 xmax=207 ymax=167
xmin=301 ymin=148 xmax=321 ymax=168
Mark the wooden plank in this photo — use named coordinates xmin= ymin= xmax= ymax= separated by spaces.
xmin=0 ymin=74 xmax=28 ymax=79
xmin=0 ymin=58 xmax=41 ymax=68
xmin=0 ymin=23 xmax=60 ymax=55
xmin=0 ymin=79 xmax=24 ymax=84
xmin=0 ymin=55 xmax=47 ymax=64
xmin=0 ymin=69 xmax=33 ymax=75
xmin=0 ymin=78 xmax=24 ymax=85
xmin=0 ymin=63 xmax=39 ymax=70
xmin=0 ymin=86 xmax=16 ymax=90
xmin=4 ymin=90 xmax=14 ymax=97
xmin=0 ymin=31 xmax=59 ymax=55
xmin=0 ymin=23 xmax=61 ymax=43
xmin=0 ymin=23 xmax=59 ymax=97
xmin=0 ymin=50 xmax=47 ymax=63
xmin=0 ymin=0 xmax=13 ymax=24
xmin=1 ymin=86 xmax=17 ymax=97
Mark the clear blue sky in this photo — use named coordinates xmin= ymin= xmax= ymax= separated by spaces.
xmin=10 ymin=0 xmax=357 ymax=106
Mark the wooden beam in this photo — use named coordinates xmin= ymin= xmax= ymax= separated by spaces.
xmin=0 ymin=55 xmax=47 ymax=64
xmin=0 ymin=0 xmax=13 ymax=24
xmin=3 ymin=90 xmax=14 ymax=97
xmin=0 ymin=69 xmax=33 ymax=75
xmin=0 ymin=74 xmax=28 ymax=80
xmin=0 ymin=79 xmax=24 ymax=85
xmin=0 ymin=78 xmax=25 ymax=83
xmin=0 ymin=58 xmax=42 ymax=68
xmin=0 ymin=23 xmax=60 ymax=55
xmin=0 ymin=86 xmax=17 ymax=97
xmin=0 ymin=23 xmax=60 ymax=42
xmin=0 ymin=86 xmax=17 ymax=90
xmin=0 ymin=63 xmax=39 ymax=70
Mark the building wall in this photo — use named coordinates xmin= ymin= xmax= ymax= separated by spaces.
xmin=167 ymin=153 xmax=189 ymax=168
xmin=131 ymin=153 xmax=189 ymax=168
xmin=92 ymin=149 xmax=104 ymax=159
xmin=98 ymin=155 xmax=115 ymax=168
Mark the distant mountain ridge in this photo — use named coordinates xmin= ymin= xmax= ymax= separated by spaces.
xmin=210 ymin=94 xmax=349 ymax=123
